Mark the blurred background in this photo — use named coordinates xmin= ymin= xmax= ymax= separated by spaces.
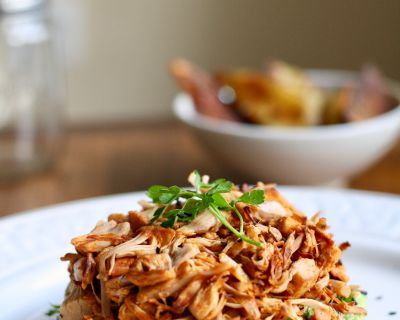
xmin=0 ymin=0 xmax=400 ymax=215
xmin=59 ymin=0 xmax=400 ymax=124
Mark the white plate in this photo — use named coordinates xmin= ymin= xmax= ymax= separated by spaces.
xmin=0 ymin=187 xmax=399 ymax=319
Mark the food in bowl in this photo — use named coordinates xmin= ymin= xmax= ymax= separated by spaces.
xmin=170 ymin=59 xmax=396 ymax=126
xmin=59 ymin=171 xmax=367 ymax=319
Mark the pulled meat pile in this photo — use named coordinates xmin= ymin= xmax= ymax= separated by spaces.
xmin=60 ymin=175 xmax=366 ymax=319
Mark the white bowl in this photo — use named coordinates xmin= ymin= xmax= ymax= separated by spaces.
xmin=173 ymin=70 xmax=400 ymax=185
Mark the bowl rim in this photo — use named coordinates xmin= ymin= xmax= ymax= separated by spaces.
xmin=173 ymin=69 xmax=400 ymax=141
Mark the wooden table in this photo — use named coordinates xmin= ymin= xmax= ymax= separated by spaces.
xmin=1 ymin=122 xmax=399 ymax=217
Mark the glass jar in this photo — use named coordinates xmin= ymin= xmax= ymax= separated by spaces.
xmin=0 ymin=0 xmax=64 ymax=179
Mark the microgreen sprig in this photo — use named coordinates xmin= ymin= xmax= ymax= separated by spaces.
xmin=147 ymin=171 xmax=265 ymax=247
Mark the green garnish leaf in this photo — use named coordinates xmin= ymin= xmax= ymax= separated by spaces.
xmin=45 ymin=304 xmax=60 ymax=318
xmin=237 ymin=190 xmax=265 ymax=205
xmin=147 ymin=171 xmax=265 ymax=247
xmin=211 ymin=193 xmax=230 ymax=209
xmin=158 ymin=186 xmax=181 ymax=204
xmin=339 ymin=296 xmax=354 ymax=303
xmin=205 ymin=179 xmax=233 ymax=195
xmin=183 ymin=198 xmax=207 ymax=214
xmin=147 ymin=185 xmax=167 ymax=202
xmin=303 ymin=306 xmax=314 ymax=319
xmin=149 ymin=207 xmax=165 ymax=224
xmin=161 ymin=209 xmax=180 ymax=227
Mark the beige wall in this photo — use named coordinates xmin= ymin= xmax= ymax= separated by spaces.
xmin=53 ymin=0 xmax=400 ymax=125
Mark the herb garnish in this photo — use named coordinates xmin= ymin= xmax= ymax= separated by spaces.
xmin=303 ymin=306 xmax=314 ymax=319
xmin=45 ymin=304 xmax=60 ymax=319
xmin=147 ymin=171 xmax=265 ymax=247
xmin=338 ymin=296 xmax=354 ymax=303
